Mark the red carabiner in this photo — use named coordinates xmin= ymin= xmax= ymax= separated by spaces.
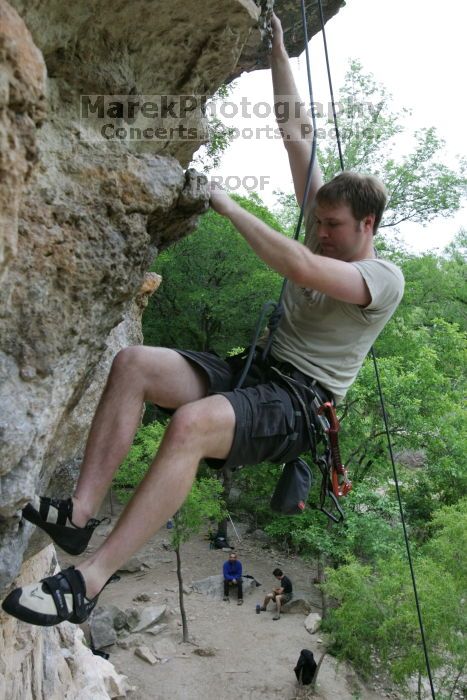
xmin=331 ymin=464 xmax=352 ymax=498
xmin=318 ymin=402 xmax=352 ymax=498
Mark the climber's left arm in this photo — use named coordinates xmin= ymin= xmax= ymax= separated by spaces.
xmin=209 ymin=187 xmax=370 ymax=307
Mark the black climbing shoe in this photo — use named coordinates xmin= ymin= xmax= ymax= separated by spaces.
xmin=2 ymin=566 xmax=99 ymax=626
xmin=22 ymin=497 xmax=107 ymax=556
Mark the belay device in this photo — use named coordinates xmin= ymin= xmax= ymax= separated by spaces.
xmin=313 ymin=399 xmax=352 ymax=523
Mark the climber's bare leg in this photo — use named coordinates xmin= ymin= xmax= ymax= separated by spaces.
xmin=72 ymin=347 xmax=209 ymax=527
xmin=77 ymin=393 xmax=236 ymax=598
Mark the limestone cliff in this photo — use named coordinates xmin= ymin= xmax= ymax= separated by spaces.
xmin=0 ymin=0 xmax=344 ymax=696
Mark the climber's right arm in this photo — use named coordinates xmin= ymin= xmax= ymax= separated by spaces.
xmin=269 ymin=12 xmax=323 ymax=208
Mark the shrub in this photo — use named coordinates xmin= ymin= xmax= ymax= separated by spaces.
xmin=113 ymin=421 xmax=166 ymax=502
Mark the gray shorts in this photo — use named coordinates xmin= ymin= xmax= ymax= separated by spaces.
xmin=175 ymin=349 xmax=331 ymax=470
xmin=277 ymin=592 xmax=292 ymax=604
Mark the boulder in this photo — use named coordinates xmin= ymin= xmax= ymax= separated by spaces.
xmin=89 ymin=607 xmax=118 ymax=649
xmin=304 ymin=612 xmax=322 ymax=634
xmin=282 ymin=594 xmax=312 ymax=615
xmin=131 ymin=605 xmax=167 ymax=633
xmin=134 ymin=646 xmax=158 ymax=666
xmin=118 ymin=556 xmax=146 ymax=573
xmin=145 ymin=623 xmax=169 ymax=637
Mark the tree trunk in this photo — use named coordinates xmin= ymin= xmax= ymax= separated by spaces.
xmin=216 ymin=465 xmax=234 ymax=542
xmin=175 ymin=545 xmax=189 ymax=643
xmin=310 ymin=651 xmax=327 ymax=694
xmin=448 ymin=660 xmax=466 ymax=699
xmin=315 ymin=551 xmax=328 ymax=620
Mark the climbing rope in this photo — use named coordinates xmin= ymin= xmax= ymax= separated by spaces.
xmin=242 ymin=0 xmax=320 ymax=368
xmin=314 ymin=0 xmax=437 ymax=696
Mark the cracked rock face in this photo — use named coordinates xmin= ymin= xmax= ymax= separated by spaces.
xmin=0 ymin=0 xmax=212 ymax=593
xmin=0 ymin=0 xmax=46 ymax=279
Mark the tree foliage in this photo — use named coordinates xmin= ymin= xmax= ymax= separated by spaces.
xmin=143 ymin=195 xmax=283 ymax=355
xmin=318 ymin=59 xmax=467 ymax=228
xmin=322 ymin=501 xmax=467 ymax=697
xmin=274 ymin=60 xmax=466 ymax=234
xmin=191 ymin=83 xmax=237 ymax=172
xmin=170 ymin=477 xmax=226 ymax=550
xmin=112 ymin=421 xmax=166 ymax=501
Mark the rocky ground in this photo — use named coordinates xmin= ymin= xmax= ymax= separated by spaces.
xmin=59 ymin=500 xmax=400 ymax=700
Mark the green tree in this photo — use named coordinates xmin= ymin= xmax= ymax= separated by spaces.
xmin=143 ymin=194 xmax=283 ymax=355
xmin=170 ymin=478 xmax=226 ymax=642
xmin=320 ymin=59 xmax=467 ymax=227
xmin=191 ymin=83 xmax=237 ymax=172
xmin=322 ymin=501 xmax=467 ymax=698
xmin=274 ymin=60 xmax=466 ymax=232
xmin=399 ymin=229 xmax=467 ymax=331
xmin=422 ymin=498 xmax=467 ymax=596
xmin=112 ymin=422 xmax=166 ymax=501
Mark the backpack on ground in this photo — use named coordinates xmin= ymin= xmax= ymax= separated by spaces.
xmin=294 ymin=648 xmax=317 ymax=685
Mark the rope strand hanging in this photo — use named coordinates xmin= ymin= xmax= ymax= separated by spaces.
xmin=313 ymin=0 xmax=436 ymax=696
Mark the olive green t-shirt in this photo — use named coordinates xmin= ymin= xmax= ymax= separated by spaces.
xmin=264 ymin=228 xmax=405 ymax=404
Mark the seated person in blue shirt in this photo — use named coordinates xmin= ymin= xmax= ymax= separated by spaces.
xmin=223 ymin=552 xmax=243 ymax=605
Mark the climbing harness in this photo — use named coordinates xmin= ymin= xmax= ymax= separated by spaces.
xmin=268 ymin=363 xmax=351 ymax=523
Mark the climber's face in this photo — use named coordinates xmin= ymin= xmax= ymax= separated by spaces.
xmin=313 ymin=202 xmax=375 ymax=262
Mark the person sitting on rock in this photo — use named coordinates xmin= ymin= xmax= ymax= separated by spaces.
xmin=261 ymin=568 xmax=293 ymax=620
xmin=223 ymin=552 xmax=243 ymax=605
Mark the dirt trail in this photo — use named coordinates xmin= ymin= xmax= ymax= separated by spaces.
xmin=60 ymin=502 xmax=394 ymax=700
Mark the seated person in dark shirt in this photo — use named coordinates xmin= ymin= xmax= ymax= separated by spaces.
xmin=223 ymin=552 xmax=243 ymax=605
xmin=261 ymin=568 xmax=293 ymax=620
